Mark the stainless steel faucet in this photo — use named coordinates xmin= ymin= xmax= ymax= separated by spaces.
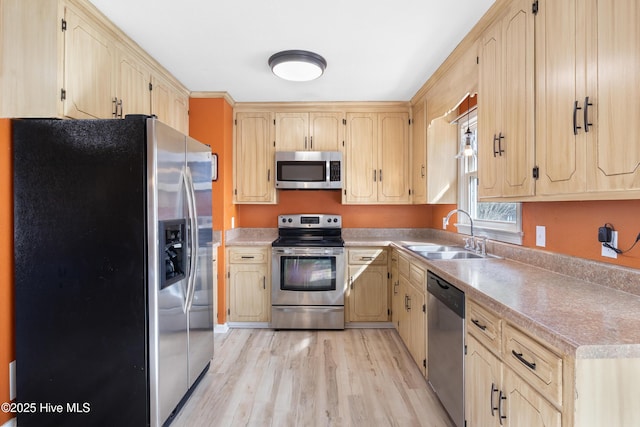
xmin=443 ymin=208 xmax=474 ymax=237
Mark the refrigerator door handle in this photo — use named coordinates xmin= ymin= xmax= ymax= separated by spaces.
xmin=184 ymin=167 xmax=199 ymax=312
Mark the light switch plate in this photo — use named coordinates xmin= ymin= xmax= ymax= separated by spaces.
xmin=602 ymin=231 xmax=618 ymax=259
xmin=536 ymin=226 xmax=546 ymax=247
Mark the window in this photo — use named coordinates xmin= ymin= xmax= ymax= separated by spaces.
xmin=456 ymin=108 xmax=523 ymax=245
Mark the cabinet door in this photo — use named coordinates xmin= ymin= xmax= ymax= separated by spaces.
xmin=63 ymin=6 xmax=114 ymax=119
xmin=411 ymin=99 xmax=427 ymax=204
xmin=309 ymin=112 xmax=343 ymax=151
xmin=502 ymin=368 xmax=561 ymax=427
xmin=397 ymin=277 xmax=411 ymax=345
xmin=275 ymin=112 xmax=308 ymax=151
xmin=344 ymin=113 xmax=378 ymax=203
xmin=426 ymin=116 xmax=458 ymax=203
xmin=234 ymin=112 xmax=276 ymax=203
xmin=378 ymin=112 xmax=410 ymax=203
xmin=347 ymin=264 xmax=388 ymax=322
xmin=228 ymin=263 xmax=268 ymax=322
xmin=586 ymin=0 xmax=640 ymax=192
xmin=116 ymin=48 xmax=151 ymax=117
xmin=466 ymin=336 xmax=502 ymax=427
xmin=390 ymin=253 xmax=402 ymax=330
xmin=535 ymin=0 xmax=586 ymax=195
xmin=150 ymin=75 xmax=172 ymax=125
xmin=407 ymin=284 xmax=426 ymax=375
xmin=500 ymin=0 xmax=535 ymax=197
xmin=478 ymin=21 xmax=502 ymax=198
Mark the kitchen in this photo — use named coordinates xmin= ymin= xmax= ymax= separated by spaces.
xmin=1 ymin=0 xmax=640 ymax=426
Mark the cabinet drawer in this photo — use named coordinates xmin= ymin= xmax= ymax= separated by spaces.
xmin=503 ymin=323 xmax=563 ymax=406
xmin=409 ymin=262 xmax=425 ymax=290
xmin=348 ymin=248 xmax=387 ymax=265
xmin=228 ymin=247 xmax=269 ymax=263
xmin=466 ymin=300 xmax=502 ymax=354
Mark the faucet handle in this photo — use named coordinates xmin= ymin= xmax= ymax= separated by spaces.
xmin=464 ymin=237 xmax=475 ymax=250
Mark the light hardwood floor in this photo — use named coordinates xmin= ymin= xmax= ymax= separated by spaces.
xmin=172 ymin=328 xmax=455 ymax=427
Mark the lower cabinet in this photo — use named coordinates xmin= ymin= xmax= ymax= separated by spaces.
xmin=394 ymin=252 xmax=427 ymax=376
xmin=346 ymin=247 xmax=389 ymax=322
xmin=227 ymin=247 xmax=270 ymax=323
xmin=466 ymin=299 xmax=562 ymax=427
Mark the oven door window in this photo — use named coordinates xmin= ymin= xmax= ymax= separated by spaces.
xmin=280 ymin=256 xmax=336 ymax=291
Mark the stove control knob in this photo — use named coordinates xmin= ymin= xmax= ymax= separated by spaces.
xmin=327 ymin=218 xmax=332 ymax=223
xmin=333 ymin=218 xmax=338 ymax=223
xmin=287 ymin=218 xmax=293 ymax=223
xmin=281 ymin=218 xmax=287 ymax=223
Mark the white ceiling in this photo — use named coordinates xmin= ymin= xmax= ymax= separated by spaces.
xmin=89 ymin=0 xmax=495 ymax=103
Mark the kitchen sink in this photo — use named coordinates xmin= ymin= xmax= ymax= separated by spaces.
xmin=413 ymin=251 xmax=485 ymax=260
xmin=403 ymin=244 xmax=463 ymax=252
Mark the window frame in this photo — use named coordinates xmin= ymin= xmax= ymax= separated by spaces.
xmin=456 ymin=110 xmax=523 ymax=245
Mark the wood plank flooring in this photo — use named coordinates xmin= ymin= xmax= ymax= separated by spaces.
xmin=172 ymin=328 xmax=454 ymax=427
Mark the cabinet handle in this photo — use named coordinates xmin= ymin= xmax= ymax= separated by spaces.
xmin=379 ymin=169 xmax=382 ymax=181
xmin=310 ymin=136 xmax=313 ymax=149
xmin=360 ymin=256 xmax=374 ymax=261
xmin=498 ymin=390 xmax=507 ymax=425
xmin=373 ymin=169 xmax=377 ymax=182
xmin=471 ymin=318 xmax=487 ymax=331
xmin=267 ymin=169 xmax=271 ymax=182
xmin=393 ymin=281 xmax=399 ymax=295
xmin=490 ymin=383 xmax=499 ymax=417
xmin=350 ymin=276 xmax=354 ymax=290
xmin=406 ymin=295 xmax=411 ymax=311
xmin=573 ymin=100 xmax=582 ymax=135
xmin=497 ymin=133 xmax=505 ymax=156
xmin=117 ymin=99 xmax=123 ymax=118
xmin=263 ymin=276 xmax=266 ymax=289
xmin=112 ymin=97 xmax=118 ymax=118
xmin=584 ymin=96 xmax=593 ymax=132
xmin=511 ymin=350 xmax=536 ymax=370
xmin=421 ymin=165 xmax=425 ymax=178
xmin=305 ymin=136 xmax=307 ymax=149
xmin=241 ymin=256 xmax=255 ymax=259
xmin=404 ymin=295 xmax=408 ymax=310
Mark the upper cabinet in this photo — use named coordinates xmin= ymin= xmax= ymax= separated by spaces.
xmin=343 ymin=112 xmax=410 ymax=204
xmin=233 ymin=111 xmax=277 ymax=204
xmin=477 ymin=0 xmax=535 ymax=199
xmin=536 ymin=0 xmax=640 ymax=196
xmin=275 ymin=112 xmax=343 ymax=151
xmin=0 ymin=0 xmax=188 ymax=132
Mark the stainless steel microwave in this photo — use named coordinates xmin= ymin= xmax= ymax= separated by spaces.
xmin=275 ymin=151 xmax=342 ymax=190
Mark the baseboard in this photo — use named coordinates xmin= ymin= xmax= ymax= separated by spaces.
xmin=1 ymin=417 xmax=16 ymax=427
xmin=214 ymin=323 xmax=229 ymax=334
xmin=346 ymin=322 xmax=395 ymax=329
xmin=227 ymin=322 xmax=271 ymax=329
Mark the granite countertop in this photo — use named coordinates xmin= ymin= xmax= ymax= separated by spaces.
xmin=382 ymin=241 xmax=640 ymax=360
xmin=226 ymin=228 xmax=640 ymax=359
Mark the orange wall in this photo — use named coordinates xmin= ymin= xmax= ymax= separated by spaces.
xmin=0 ymin=119 xmax=14 ymax=425
xmin=189 ymin=98 xmax=236 ymax=324
xmin=238 ymin=191 xmax=432 ymax=228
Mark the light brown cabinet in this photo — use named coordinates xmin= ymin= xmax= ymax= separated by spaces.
xmin=233 ymin=112 xmax=277 ymax=204
xmin=346 ymin=248 xmax=388 ymax=322
xmin=477 ymin=0 xmax=535 ymax=199
xmin=536 ymin=0 xmax=640 ymax=197
xmin=0 ymin=0 xmax=187 ymax=129
xmin=275 ymin=112 xmax=343 ymax=151
xmin=227 ymin=247 xmax=270 ymax=323
xmin=394 ymin=253 xmax=426 ymax=376
xmin=466 ymin=300 xmax=562 ymax=427
xmin=343 ymin=112 xmax=410 ymax=204
xmin=150 ymin=73 xmax=189 ymax=134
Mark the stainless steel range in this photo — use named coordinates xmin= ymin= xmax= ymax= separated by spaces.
xmin=271 ymin=214 xmax=346 ymax=330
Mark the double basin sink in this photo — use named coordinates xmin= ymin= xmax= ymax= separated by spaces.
xmin=403 ymin=244 xmax=490 ymax=260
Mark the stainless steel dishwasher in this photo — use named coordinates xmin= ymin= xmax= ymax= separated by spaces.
xmin=427 ymin=271 xmax=465 ymax=427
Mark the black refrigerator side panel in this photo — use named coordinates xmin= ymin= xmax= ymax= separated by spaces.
xmin=13 ymin=119 xmax=149 ymax=427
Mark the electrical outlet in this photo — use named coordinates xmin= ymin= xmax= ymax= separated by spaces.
xmin=602 ymin=231 xmax=618 ymax=259
xmin=536 ymin=226 xmax=546 ymax=247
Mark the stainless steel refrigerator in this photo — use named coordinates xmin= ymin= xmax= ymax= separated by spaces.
xmin=12 ymin=116 xmax=214 ymax=427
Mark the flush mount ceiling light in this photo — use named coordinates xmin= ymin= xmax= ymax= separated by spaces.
xmin=268 ymin=50 xmax=327 ymax=82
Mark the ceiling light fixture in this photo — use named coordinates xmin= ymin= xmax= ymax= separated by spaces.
xmin=268 ymin=50 xmax=327 ymax=82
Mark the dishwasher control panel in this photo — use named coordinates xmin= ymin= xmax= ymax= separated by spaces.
xmin=427 ymin=271 xmax=465 ymax=318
